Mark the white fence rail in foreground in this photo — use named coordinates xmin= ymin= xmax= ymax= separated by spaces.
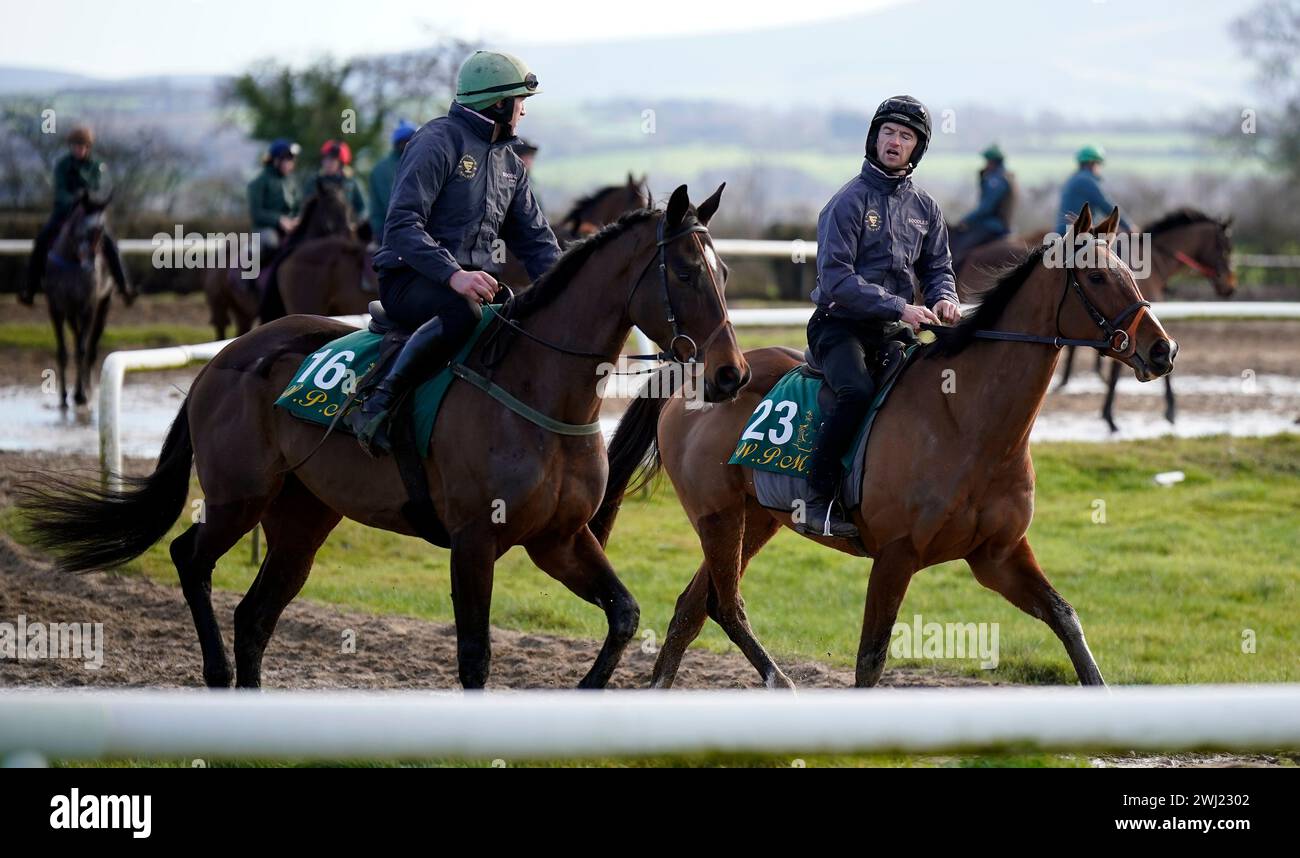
xmin=1 ymin=685 xmax=1297 ymax=761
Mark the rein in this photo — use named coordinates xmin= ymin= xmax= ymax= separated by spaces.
xmin=483 ymin=215 xmax=728 ymax=373
xmin=953 ymin=264 xmax=1151 ymax=357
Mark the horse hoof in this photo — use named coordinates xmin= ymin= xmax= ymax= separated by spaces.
xmin=764 ymin=671 xmax=797 ymax=691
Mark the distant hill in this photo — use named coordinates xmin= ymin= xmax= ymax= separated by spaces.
xmin=507 ymin=0 xmax=1254 ymax=119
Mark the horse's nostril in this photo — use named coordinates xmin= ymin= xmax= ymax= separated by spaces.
xmin=716 ymin=365 xmax=742 ymax=392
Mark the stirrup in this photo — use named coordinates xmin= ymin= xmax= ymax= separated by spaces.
xmin=348 ymin=406 xmax=393 ymax=457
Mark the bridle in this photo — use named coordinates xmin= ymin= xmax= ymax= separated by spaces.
xmin=966 ymin=260 xmax=1152 ymax=358
xmin=485 ymin=213 xmax=730 ymax=371
xmin=623 ymin=215 xmax=731 ymax=365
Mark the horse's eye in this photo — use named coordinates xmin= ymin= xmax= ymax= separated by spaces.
xmin=1087 ymin=272 xmax=1106 ymax=285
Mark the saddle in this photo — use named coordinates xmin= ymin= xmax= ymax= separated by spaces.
xmin=800 ymin=321 xmax=919 ymax=413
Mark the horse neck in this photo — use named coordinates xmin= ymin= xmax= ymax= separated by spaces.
xmin=487 ymin=229 xmax=645 ymax=425
xmin=946 ymin=270 xmax=1067 ymax=454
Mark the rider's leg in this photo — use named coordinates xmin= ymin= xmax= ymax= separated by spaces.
xmin=101 ymin=232 xmax=135 ymax=300
xmin=346 ymin=267 xmax=480 ymax=457
xmin=22 ymin=216 xmax=61 ymax=303
xmin=800 ymin=310 xmax=881 ymax=538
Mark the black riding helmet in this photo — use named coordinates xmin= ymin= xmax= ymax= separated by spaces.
xmin=864 ymin=95 xmax=932 ymax=171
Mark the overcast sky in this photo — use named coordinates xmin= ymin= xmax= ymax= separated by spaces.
xmin=6 ymin=0 xmax=906 ymax=79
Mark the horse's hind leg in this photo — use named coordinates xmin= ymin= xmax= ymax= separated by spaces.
xmin=526 ymin=527 xmax=640 ymax=689
xmin=170 ymin=497 xmax=269 ymax=687
xmin=1055 ymin=346 xmax=1076 ymax=390
xmin=233 ymin=474 xmax=340 ymax=688
xmin=968 ymin=537 xmax=1105 ymax=686
xmin=1164 ymin=374 xmax=1176 ymax=424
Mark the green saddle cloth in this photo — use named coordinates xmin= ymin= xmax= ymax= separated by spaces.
xmin=274 ymin=305 xmax=497 ymax=454
xmin=727 ymin=341 xmax=923 ymax=478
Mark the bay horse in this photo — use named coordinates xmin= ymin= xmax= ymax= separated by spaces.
xmin=958 ymin=209 xmax=1233 ymax=430
xmin=41 ymin=194 xmax=129 ymax=406
xmin=592 ymin=205 xmax=1176 ymax=690
xmin=19 ymin=184 xmax=748 ymax=690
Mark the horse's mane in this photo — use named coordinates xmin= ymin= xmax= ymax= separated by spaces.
xmin=1148 ymin=208 xmax=1219 ymax=235
xmin=925 ymin=246 xmax=1047 ymax=358
xmin=508 ymin=207 xmax=659 ymax=319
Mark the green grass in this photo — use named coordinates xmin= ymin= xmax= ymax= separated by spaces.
xmin=6 ymin=435 xmax=1296 ymax=688
xmin=0 ymin=323 xmax=215 ymax=351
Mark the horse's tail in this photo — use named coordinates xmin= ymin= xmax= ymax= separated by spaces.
xmin=590 ymin=368 xmax=677 ymax=547
xmin=16 ymin=398 xmax=194 ymax=572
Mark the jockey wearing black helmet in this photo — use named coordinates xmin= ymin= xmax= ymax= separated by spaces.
xmin=801 ymin=95 xmax=961 ymax=539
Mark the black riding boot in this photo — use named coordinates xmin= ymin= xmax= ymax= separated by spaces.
xmin=21 ymin=226 xmax=55 ymax=305
xmin=798 ymin=441 xmax=860 ymax=539
xmin=345 ymin=315 xmax=450 ymax=457
xmin=102 ymin=233 xmax=135 ymax=303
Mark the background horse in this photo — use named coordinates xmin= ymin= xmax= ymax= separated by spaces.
xmin=593 ymin=205 xmax=1176 ymax=690
xmin=41 ymin=194 xmax=126 ymax=406
xmin=497 ymin=174 xmax=651 ymax=290
xmin=957 ymin=208 xmax=1234 ymax=431
xmin=20 ymin=185 xmax=748 ymax=691
xmin=203 ymin=177 xmax=358 ymax=335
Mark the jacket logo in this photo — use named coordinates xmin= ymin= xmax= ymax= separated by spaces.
xmin=457 ymin=154 xmax=478 ymax=179
xmin=864 ymin=209 xmax=882 ymax=230
xmin=908 ymin=217 xmax=927 ymax=228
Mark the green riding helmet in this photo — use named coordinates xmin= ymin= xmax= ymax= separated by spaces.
xmin=981 ymin=143 xmax=1004 ymax=162
xmin=1076 ymin=144 xmax=1106 ymax=165
xmin=455 ymin=51 xmax=541 ymax=110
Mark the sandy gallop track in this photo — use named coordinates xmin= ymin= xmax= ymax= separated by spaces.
xmin=0 ymin=532 xmax=983 ymax=692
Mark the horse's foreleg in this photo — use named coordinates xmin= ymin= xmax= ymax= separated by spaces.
xmin=1101 ymin=359 xmax=1122 ymax=433
xmin=449 ymin=531 xmax=498 ymax=689
xmin=968 ymin=537 xmax=1104 ymax=686
xmin=855 ymin=539 xmax=920 ymax=687
xmin=50 ymin=313 xmax=68 ymax=408
xmin=84 ymin=293 xmax=111 ymax=384
xmin=233 ymin=475 xmax=340 ymax=688
xmin=1056 ymin=346 xmax=1076 ymax=390
xmin=650 ymin=564 xmax=711 ymax=689
xmin=526 ymin=527 xmax=639 ymax=689
xmin=703 ymin=503 xmax=791 ymax=689
xmin=70 ymin=313 xmax=89 ymax=406
xmin=1164 ymin=373 xmax=1176 ymax=424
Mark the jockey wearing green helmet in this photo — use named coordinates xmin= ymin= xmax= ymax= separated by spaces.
xmin=1055 ymin=143 xmax=1133 ymax=235
xmin=354 ymin=50 xmax=559 ymax=456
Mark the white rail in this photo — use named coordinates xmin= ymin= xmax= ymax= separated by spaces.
xmin=0 ymin=685 xmax=1296 ymax=762
xmin=4 ymin=236 xmax=1300 ymax=269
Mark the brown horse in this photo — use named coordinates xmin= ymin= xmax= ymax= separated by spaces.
xmin=202 ymin=178 xmax=359 ymax=335
xmin=958 ymin=208 xmax=1234 ymax=431
xmin=498 ymin=174 xmax=651 ymax=289
xmin=41 ymin=195 xmax=124 ymax=406
xmin=592 ymin=205 xmax=1176 ymax=690
xmin=19 ymin=184 xmax=748 ymax=690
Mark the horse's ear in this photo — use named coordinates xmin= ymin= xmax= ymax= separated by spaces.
xmin=665 ymin=184 xmax=690 ymax=228
xmin=1073 ymin=203 xmax=1093 ymax=235
xmin=627 ymin=171 xmax=637 ymax=188
xmin=696 ymin=183 xmax=726 ymax=226
xmin=1095 ymin=206 xmax=1120 ymax=237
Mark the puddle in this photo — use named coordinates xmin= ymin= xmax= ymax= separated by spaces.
xmin=1 ymin=375 xmax=1297 ymax=458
